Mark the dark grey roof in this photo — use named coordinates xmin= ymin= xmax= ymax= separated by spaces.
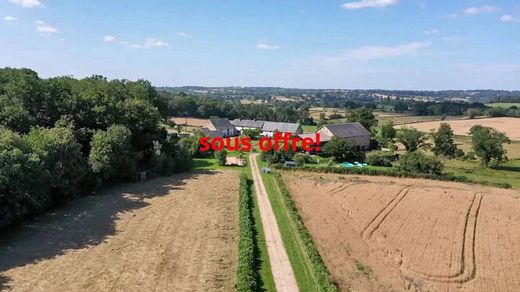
xmin=262 ymin=121 xmax=301 ymax=133
xmin=209 ymin=118 xmax=234 ymax=130
xmin=323 ymin=122 xmax=371 ymax=138
xmin=230 ymin=119 xmax=265 ymax=128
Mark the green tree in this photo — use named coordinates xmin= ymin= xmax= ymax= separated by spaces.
xmin=26 ymin=123 xmax=86 ymax=202
xmin=398 ymin=151 xmax=443 ymax=175
xmin=88 ymin=125 xmax=133 ymax=181
xmin=397 ymin=127 xmax=429 ymax=152
xmin=323 ymin=137 xmax=363 ymax=162
xmin=0 ymin=127 xmax=47 ymax=227
xmin=431 ymin=123 xmax=457 ymax=157
xmin=469 ymin=125 xmax=510 ymax=166
xmin=378 ymin=121 xmax=396 ymax=147
xmin=347 ymin=108 xmax=377 ymax=130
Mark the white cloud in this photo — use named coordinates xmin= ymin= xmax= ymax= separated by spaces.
xmin=500 ymin=15 xmax=518 ymax=23
xmin=464 ymin=5 xmax=500 ymax=15
xmin=342 ymin=0 xmax=399 ymax=9
xmin=4 ymin=16 xmax=19 ymax=24
xmin=324 ymin=41 xmax=430 ymax=63
xmin=176 ymin=32 xmax=188 ymax=37
xmin=35 ymin=20 xmax=58 ymax=35
xmin=104 ymin=35 xmax=116 ymax=42
xmin=8 ymin=0 xmax=43 ymax=8
xmin=257 ymin=42 xmax=280 ymax=50
xmin=422 ymin=29 xmax=439 ymax=35
xmin=128 ymin=38 xmax=169 ymax=49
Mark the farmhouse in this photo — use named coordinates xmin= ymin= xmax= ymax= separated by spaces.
xmin=202 ymin=118 xmax=238 ymax=137
xmin=299 ymin=122 xmax=371 ymax=150
xmin=261 ymin=121 xmax=303 ymax=137
xmin=230 ymin=119 xmax=265 ymax=133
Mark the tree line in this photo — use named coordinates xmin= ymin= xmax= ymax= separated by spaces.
xmin=161 ymin=92 xmax=313 ymax=123
xmin=0 ymin=68 xmax=192 ymax=230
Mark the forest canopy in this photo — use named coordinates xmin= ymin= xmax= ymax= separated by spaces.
xmin=0 ymin=68 xmax=191 ymax=230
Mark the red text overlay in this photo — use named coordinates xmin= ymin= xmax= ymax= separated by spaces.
xmin=199 ymin=132 xmax=320 ymax=152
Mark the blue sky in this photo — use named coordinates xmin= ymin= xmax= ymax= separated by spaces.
xmin=1 ymin=0 xmax=520 ymax=89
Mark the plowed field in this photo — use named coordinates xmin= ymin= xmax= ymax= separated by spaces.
xmin=283 ymin=172 xmax=520 ymax=292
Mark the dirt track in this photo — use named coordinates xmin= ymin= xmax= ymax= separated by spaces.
xmin=249 ymin=154 xmax=298 ymax=292
xmin=0 ymin=171 xmax=238 ymax=292
xmin=283 ymin=172 xmax=520 ymax=292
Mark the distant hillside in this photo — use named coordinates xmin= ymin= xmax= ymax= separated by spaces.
xmin=156 ymin=86 xmax=520 ymax=103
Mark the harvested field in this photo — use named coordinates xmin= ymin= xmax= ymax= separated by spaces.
xmin=171 ymin=117 xmax=209 ymax=128
xmin=0 ymin=171 xmax=239 ymax=292
xmin=397 ymin=117 xmax=520 ymax=140
xmin=283 ymin=172 xmax=520 ymax=292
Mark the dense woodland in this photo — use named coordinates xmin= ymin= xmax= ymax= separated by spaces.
xmin=0 ymin=68 xmax=192 ymax=230
xmin=162 ymin=91 xmax=313 ymax=123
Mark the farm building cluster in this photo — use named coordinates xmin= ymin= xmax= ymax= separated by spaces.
xmin=171 ymin=117 xmax=371 ymax=149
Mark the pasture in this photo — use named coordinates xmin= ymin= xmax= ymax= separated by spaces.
xmin=283 ymin=172 xmax=520 ymax=292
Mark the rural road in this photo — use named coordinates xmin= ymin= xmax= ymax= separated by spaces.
xmin=249 ymin=153 xmax=299 ymax=292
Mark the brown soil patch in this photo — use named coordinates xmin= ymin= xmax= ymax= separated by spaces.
xmin=171 ymin=117 xmax=209 ymax=128
xmin=397 ymin=117 xmax=520 ymax=140
xmin=0 ymin=171 xmax=239 ymax=292
xmin=283 ymin=172 xmax=520 ymax=292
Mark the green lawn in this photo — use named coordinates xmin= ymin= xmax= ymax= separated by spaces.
xmin=302 ymin=125 xmax=317 ymax=133
xmin=444 ymin=158 xmax=520 ymax=189
xmin=257 ymin=156 xmax=326 ymax=291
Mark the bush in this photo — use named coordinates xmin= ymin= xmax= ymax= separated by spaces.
xmin=454 ymin=148 xmax=465 ymax=158
xmin=236 ymin=174 xmax=257 ymax=291
xmin=215 ymin=149 xmax=227 ymax=166
xmin=463 ymin=151 xmax=476 ymax=161
xmin=366 ymin=152 xmax=392 ymax=167
xmin=398 ymin=151 xmax=443 ymax=175
xmin=294 ymin=153 xmax=307 ymax=167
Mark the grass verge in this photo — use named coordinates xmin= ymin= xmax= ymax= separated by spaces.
xmin=243 ymin=163 xmax=276 ymax=292
xmin=273 ymin=164 xmax=512 ymax=189
xmin=258 ymin=156 xmax=338 ymax=292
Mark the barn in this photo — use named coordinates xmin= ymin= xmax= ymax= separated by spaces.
xmin=261 ymin=122 xmax=303 ymax=137
xmin=299 ymin=122 xmax=371 ymax=150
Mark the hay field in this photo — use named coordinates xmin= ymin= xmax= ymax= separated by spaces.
xmin=397 ymin=117 xmax=520 ymax=141
xmin=283 ymin=172 xmax=520 ymax=292
xmin=0 ymin=171 xmax=239 ymax=292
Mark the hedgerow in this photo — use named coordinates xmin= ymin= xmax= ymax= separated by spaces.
xmin=273 ymin=165 xmax=512 ymax=189
xmin=236 ymin=173 xmax=257 ymax=292
xmin=272 ymin=172 xmax=338 ymax=292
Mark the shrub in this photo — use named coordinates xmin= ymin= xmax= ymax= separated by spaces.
xmin=236 ymin=174 xmax=257 ymax=291
xmin=323 ymin=137 xmax=364 ymax=163
xmin=454 ymin=148 xmax=465 ymax=158
xmin=398 ymin=151 xmax=443 ymax=175
xmin=294 ymin=153 xmax=306 ymax=167
xmin=215 ymin=149 xmax=227 ymax=166
xmin=366 ymin=152 xmax=392 ymax=167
